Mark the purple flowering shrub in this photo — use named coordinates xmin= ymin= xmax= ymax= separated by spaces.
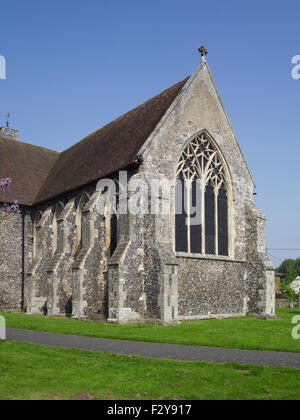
xmin=0 ymin=178 xmax=12 ymax=191
xmin=0 ymin=177 xmax=19 ymax=217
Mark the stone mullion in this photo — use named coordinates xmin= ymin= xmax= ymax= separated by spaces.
xmin=214 ymin=187 xmax=219 ymax=256
xmin=201 ymin=180 xmax=205 ymax=255
xmin=186 ymin=179 xmax=191 ymax=254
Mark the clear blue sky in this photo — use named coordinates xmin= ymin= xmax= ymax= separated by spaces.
xmin=0 ymin=0 xmax=299 ymax=267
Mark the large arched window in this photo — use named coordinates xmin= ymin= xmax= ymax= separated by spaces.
xmin=175 ymin=131 xmax=229 ymax=256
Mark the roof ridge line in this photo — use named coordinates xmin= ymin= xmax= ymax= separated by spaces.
xmin=0 ymin=136 xmax=59 ymax=154
xmin=59 ymin=77 xmax=191 ymax=155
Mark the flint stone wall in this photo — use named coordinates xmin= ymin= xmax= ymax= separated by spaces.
xmin=0 ymin=209 xmax=33 ymax=312
xmin=27 ymin=184 xmax=108 ymax=318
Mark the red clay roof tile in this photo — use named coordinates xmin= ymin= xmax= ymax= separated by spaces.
xmin=0 ymin=138 xmax=58 ymax=206
xmin=0 ymin=76 xmax=189 ymax=206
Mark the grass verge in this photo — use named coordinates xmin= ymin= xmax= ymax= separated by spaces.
xmin=1 ymin=308 xmax=300 ymax=353
xmin=0 ymin=341 xmax=299 ymax=400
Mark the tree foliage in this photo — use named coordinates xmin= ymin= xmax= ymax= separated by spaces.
xmin=279 ymin=261 xmax=300 ymax=303
xmin=0 ymin=177 xmax=19 ymax=221
xmin=294 ymin=258 xmax=300 ymax=276
xmin=278 ymin=258 xmax=300 ymax=277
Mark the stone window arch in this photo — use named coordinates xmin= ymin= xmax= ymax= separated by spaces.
xmin=175 ymin=131 xmax=230 ymax=256
xmin=75 ymin=192 xmax=91 ymax=254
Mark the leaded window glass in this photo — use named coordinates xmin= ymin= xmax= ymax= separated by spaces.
xmin=176 ymin=132 xmax=229 ymax=256
xmin=110 ymin=214 xmax=118 ymax=257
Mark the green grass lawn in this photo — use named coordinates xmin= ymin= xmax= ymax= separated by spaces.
xmin=0 ymin=341 xmax=299 ymax=400
xmin=2 ymin=308 xmax=300 ymax=353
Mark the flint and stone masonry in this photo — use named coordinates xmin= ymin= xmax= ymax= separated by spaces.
xmin=0 ymin=56 xmax=275 ymax=323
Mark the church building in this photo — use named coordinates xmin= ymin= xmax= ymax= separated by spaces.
xmin=0 ymin=52 xmax=275 ymax=323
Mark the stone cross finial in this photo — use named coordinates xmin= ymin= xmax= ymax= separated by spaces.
xmin=198 ymin=45 xmax=208 ymax=58
xmin=6 ymin=112 xmax=10 ymax=129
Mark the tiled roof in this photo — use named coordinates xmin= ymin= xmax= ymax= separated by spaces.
xmin=0 ymin=76 xmax=189 ymax=206
xmin=0 ymin=138 xmax=59 ymax=206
